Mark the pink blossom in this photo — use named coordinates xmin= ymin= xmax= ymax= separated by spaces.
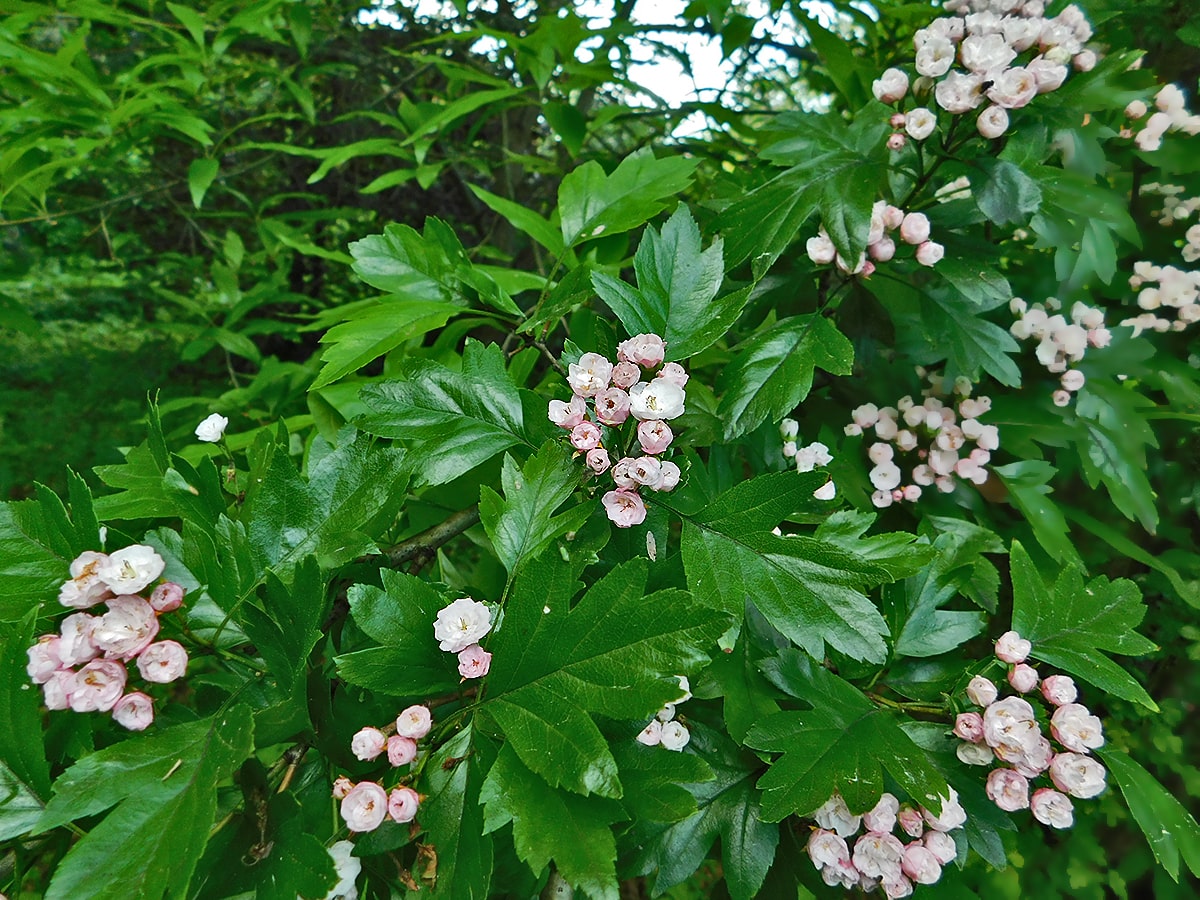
xmin=922 ymin=830 xmax=956 ymax=865
xmin=630 ymin=457 xmax=663 ymax=490
xmin=603 ymin=490 xmax=647 ymax=528
xmin=1041 ymin=674 xmax=1078 ymax=706
xmin=569 ymin=421 xmax=602 ymax=451
xmin=1050 ymin=703 xmax=1105 ymax=753
xmin=42 ymin=670 xmax=74 ymax=710
xmin=852 ymin=831 xmax=906 ymax=882
xmin=611 ymin=361 xmax=641 ymax=389
xmin=901 ymin=843 xmax=942 ymax=885
xmin=585 ymin=448 xmax=611 ymax=474
xmin=637 ymin=420 xmax=674 ymax=455
xmin=1030 ymin=788 xmax=1075 ymax=829
xmin=567 ymin=352 xmax=613 ymax=397
xmin=935 ymin=71 xmax=984 ymax=114
xmin=112 ymin=692 xmax=154 ymax=731
xmin=995 ymin=630 xmax=1031 ymax=663
xmin=148 ymin=582 xmax=185 ymax=613
xmin=813 ymin=793 xmax=861 ymax=838
xmin=59 ymin=550 xmax=112 ymax=609
xmin=332 ymin=776 xmax=355 ymax=799
xmin=1049 ymin=753 xmax=1107 ymax=798
xmin=388 ymin=786 xmax=420 ymax=823
xmin=136 ymin=640 xmax=188 ymax=683
xmin=899 ymin=213 xmax=930 ymax=245
xmin=457 ymin=643 xmax=493 ymax=679
xmin=986 ymin=768 xmax=1030 ymax=811
xmin=998 ymin=734 xmax=1053 ymax=779
xmin=915 ymin=241 xmax=944 ymax=267
xmin=68 ymin=659 xmax=127 ymax=712
xmin=26 ymin=635 xmax=63 ymax=684
xmin=922 ymin=787 xmax=967 ymax=832
xmin=656 ymin=461 xmax=681 ymax=492
xmin=898 ymin=807 xmax=924 ymax=839
xmin=659 ymin=720 xmax=690 ymax=751
xmin=618 ymin=334 xmax=667 ymax=368
xmin=611 ymin=457 xmax=637 ymax=489
xmin=628 ymin=380 xmax=686 ymax=421
xmin=873 ymin=67 xmax=909 ymax=103
xmin=807 ymin=233 xmax=836 ymax=265
xmin=863 ymin=793 xmax=899 ymax=833
xmin=98 ymin=544 xmax=165 ymax=595
xmin=954 ymin=712 xmax=985 ymax=742
xmin=58 ymin=612 xmax=101 ymax=667
xmin=594 ymin=387 xmax=631 ymax=426
xmin=656 ymin=362 xmax=689 ymax=387
xmin=1008 ymin=663 xmax=1039 ymax=693
xmin=340 ymin=781 xmax=389 ymax=832
xmin=883 ymin=877 xmax=913 ymax=898
xmin=387 ymin=735 xmax=418 ymax=766
xmin=807 ymin=828 xmax=851 ymax=869
xmin=548 ymin=395 xmax=588 ymax=428
xmin=987 ymin=67 xmax=1038 ymax=109
xmin=93 ymin=595 xmax=160 ymax=660
xmin=350 ymin=727 xmax=388 ymax=761
xmin=396 ymin=705 xmax=433 ymax=739
xmin=637 ymin=720 xmax=662 ymax=746
xmin=977 ymin=104 xmax=1009 ymax=138
xmin=983 ymin=696 xmax=1037 ymax=748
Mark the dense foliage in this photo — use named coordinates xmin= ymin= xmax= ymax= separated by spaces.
xmin=2 ymin=0 xmax=1199 ymax=897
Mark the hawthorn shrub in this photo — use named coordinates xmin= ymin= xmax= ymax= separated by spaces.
xmin=2 ymin=0 xmax=1200 ymax=898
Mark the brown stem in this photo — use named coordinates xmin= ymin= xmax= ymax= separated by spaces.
xmin=363 ymin=505 xmax=482 ymax=570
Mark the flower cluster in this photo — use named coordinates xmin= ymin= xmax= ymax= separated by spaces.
xmin=1009 ymin=297 xmax=1109 ymax=406
xmin=780 ymin=419 xmax=837 ymax=500
xmin=806 ymin=202 xmax=943 ymax=273
xmin=955 ymin=631 xmax=1106 ymax=827
xmin=846 ymin=373 xmax=999 ymax=508
xmin=872 ymin=1 xmax=1095 ymax=143
xmin=805 ymin=789 xmax=967 ymax=897
xmin=1140 ymin=182 xmax=1200 ymax=234
xmin=1122 ymin=261 xmax=1200 ymax=336
xmin=433 ymin=597 xmax=493 ymax=679
xmin=336 ymin=704 xmax=433 ymax=832
xmin=27 ymin=545 xmax=187 ymax=731
xmin=549 ymin=334 xmax=686 ymax=528
xmin=635 ymin=676 xmax=692 ymax=751
xmin=1127 ymin=84 xmax=1200 ymax=152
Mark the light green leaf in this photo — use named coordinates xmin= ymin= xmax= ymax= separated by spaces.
xmin=1010 ymin=541 xmax=1158 ymax=709
xmin=746 ymin=651 xmax=949 ymax=820
xmin=716 ymin=315 xmax=854 ymax=441
xmin=167 ymin=2 xmax=206 ymax=49
xmin=972 ymin=158 xmax=1043 ymax=226
xmin=239 ymin=557 xmax=326 ymax=688
xmin=993 ymin=461 xmax=1081 ymax=567
xmin=187 ymin=157 xmax=218 ymax=209
xmin=1074 ymin=380 xmax=1159 ymax=533
xmin=0 ymin=614 xmax=51 ymax=804
xmin=468 ymin=183 xmax=565 ymax=257
xmin=558 ymin=148 xmax=698 ymax=247
xmin=481 ymin=744 xmax=623 ymax=900
xmin=0 ymin=759 xmax=43 ymax=841
xmin=479 ymin=442 xmax=591 ymax=576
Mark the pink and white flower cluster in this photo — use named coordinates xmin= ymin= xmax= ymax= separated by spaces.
xmin=805 ymin=789 xmax=967 ymax=897
xmin=1009 ymin=297 xmax=1110 ymax=406
xmin=636 ymin=676 xmax=692 ymax=752
xmin=955 ymin=630 xmax=1106 ymax=828
xmin=27 ymin=546 xmax=187 ymax=731
xmin=433 ymin=597 xmax=493 ymax=679
xmin=1126 ymin=84 xmax=1200 ymax=152
xmin=780 ymin=419 xmax=836 ymax=500
xmin=846 ymin=372 xmax=999 ymax=507
xmin=337 ymin=705 xmax=434 ymax=832
xmin=1140 ymin=182 xmax=1200 ymax=234
xmin=873 ymin=1 xmax=1095 ymax=143
xmin=549 ymin=334 xmax=685 ymax=528
xmin=806 ymin=202 xmax=943 ymax=273
xmin=1122 ymin=261 xmax=1200 ymax=336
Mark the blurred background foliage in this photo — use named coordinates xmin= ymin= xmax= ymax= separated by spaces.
xmin=1 ymin=0 xmax=1197 ymax=895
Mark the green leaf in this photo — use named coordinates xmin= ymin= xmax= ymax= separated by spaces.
xmin=40 ymin=708 xmax=254 ymax=900
xmin=310 ymin=299 xmax=459 ymax=391
xmin=246 ymin=794 xmax=337 ymax=900
xmin=799 ymin=13 xmax=867 ymax=106
xmin=591 ymin=205 xmax=748 ymax=360
xmin=716 ymin=315 xmax=854 ymax=441
xmin=972 ymin=159 xmax=1042 ymax=226
xmin=0 ymin=759 xmax=43 ymax=841
xmin=745 ymin=650 xmax=949 ymax=820
xmin=712 ymin=166 xmax=820 ymax=273
xmin=558 ymin=148 xmax=698 ymax=247
xmin=610 ymin=738 xmax=714 ymax=827
xmin=359 ymin=340 xmax=538 ymax=487
xmin=468 ymin=183 xmax=565 ymax=258
xmin=479 ymin=442 xmax=592 ymax=576
xmin=1010 ymin=541 xmax=1158 ymax=709
xmin=1074 ymin=380 xmax=1159 ymax=533
xmin=671 ymin=475 xmax=924 ymax=663
xmin=887 ymin=532 xmax=989 ymax=659
xmin=350 ymin=218 xmax=520 ymax=316
xmin=481 ymin=744 xmax=623 ymax=900
xmin=629 ymin=722 xmax=778 ymax=900
xmin=187 ymin=158 xmax=219 ymax=209
xmin=0 ymin=500 xmax=72 ymax=622
xmin=419 ymin=726 xmax=494 ymax=898
xmin=1098 ymin=748 xmax=1200 ymax=881
xmin=992 ymin=461 xmax=1081 ymax=567
xmin=167 ymin=2 xmax=206 ymax=49
xmin=0 ymin=614 xmax=51 ymax=802
xmin=239 ymin=556 xmax=326 ymax=688
xmin=918 ymin=293 xmax=1022 ymax=387
xmin=335 ymin=569 xmax=461 ymax=697
xmin=480 ymin=557 xmax=730 ymax=798
xmin=247 ymin=433 xmax=408 ymax=572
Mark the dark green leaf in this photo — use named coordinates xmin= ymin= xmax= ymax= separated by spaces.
xmin=468 ymin=183 xmax=565 ymax=258
xmin=888 ymin=532 xmax=989 ymax=659
xmin=187 ymin=157 xmax=219 ymax=209
xmin=0 ymin=759 xmax=43 ymax=841
xmin=992 ymin=461 xmax=1081 ymax=567
xmin=972 ymin=159 xmax=1043 ymax=226
xmin=1074 ymin=380 xmax=1159 ymax=533
xmin=240 ymin=556 xmax=326 ymax=688
xmin=919 ymin=293 xmax=1022 ymax=387
xmin=0 ymin=614 xmax=51 ymax=803
xmin=418 ymin=726 xmax=494 ymax=898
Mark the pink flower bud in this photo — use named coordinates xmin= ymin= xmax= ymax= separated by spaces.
xmin=898 ymin=807 xmax=924 ymax=839
xmin=986 ymin=768 xmax=1030 ymax=811
xmin=569 ymin=421 xmax=602 ymax=451
xmin=387 ymin=735 xmax=418 ymax=766
xmin=899 ymin=213 xmax=931 ymax=245
xmin=1030 ymin=788 xmax=1074 ymax=829
xmin=915 ymin=241 xmax=944 ymax=267
xmin=332 ymin=776 xmax=354 ymax=799
xmin=873 ymin=67 xmax=910 ymax=104
xmin=1041 ymin=675 xmax=1077 ymax=706
xmin=656 ymin=362 xmax=689 ymax=388
xmin=807 ymin=233 xmax=836 ymax=265
xmin=594 ymin=387 xmax=631 ymax=426
xmin=1050 ymin=703 xmax=1105 ymax=753
xmin=610 ymin=361 xmax=641 ymax=389
xmin=26 ymin=635 xmax=63 ymax=684
xmin=977 ymin=104 xmax=1009 ymax=139
xmin=350 ymin=727 xmax=387 ymax=761
xmin=388 ymin=786 xmax=420 ymax=824
xmin=656 ymin=460 xmax=682 ymax=492
xmin=966 ymin=675 xmax=998 ymax=707
xmin=922 ymin=830 xmax=956 ymax=865
xmin=869 ymin=236 xmax=896 ymax=262
xmin=136 ymin=640 xmax=188 ymax=683
xmin=901 ymin=844 xmax=942 ymax=885
xmin=883 ymin=206 xmax=905 ymax=230
xmin=863 ymin=793 xmax=900 ymax=833
xmin=1052 ymin=389 xmax=1071 ymax=407
xmin=890 ymin=113 xmax=907 ymax=128
xmin=341 ymin=781 xmax=388 ymax=832
xmin=603 ymin=489 xmax=647 ymax=528
xmin=585 ymin=447 xmax=611 ymax=474
xmin=995 ymin=630 xmax=1031 ymax=663
xmin=954 ymin=712 xmax=985 ymax=742
xmin=457 ymin=643 xmax=493 ymax=679
xmin=887 ymin=132 xmax=907 ymax=151
xmin=42 ymin=670 xmax=73 ymax=710
xmin=112 ymin=692 xmax=154 ymax=731
xmin=548 ymin=395 xmax=587 ymax=428
xmin=396 ymin=705 xmax=432 ymax=739
xmin=617 ymin=333 xmax=666 ymax=368
xmin=1008 ymin=663 xmax=1039 ymax=693
xmin=148 ymin=581 xmax=185 ymax=613
xmin=637 ymin=419 xmax=673 ymax=455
